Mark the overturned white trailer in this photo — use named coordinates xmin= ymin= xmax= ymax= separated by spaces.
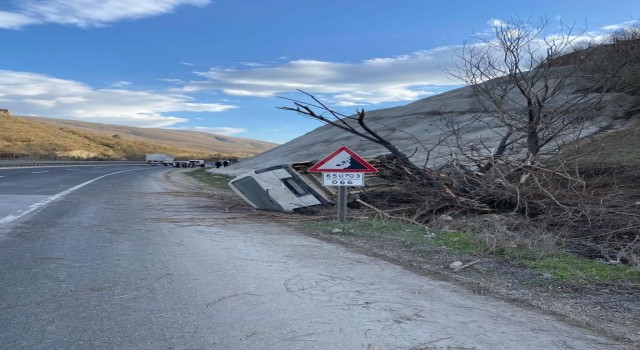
xmin=228 ymin=157 xmax=391 ymax=212
xmin=228 ymin=163 xmax=335 ymax=212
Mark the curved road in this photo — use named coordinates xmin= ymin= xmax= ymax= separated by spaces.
xmin=0 ymin=166 xmax=630 ymax=349
xmin=0 ymin=165 xmax=150 ymax=224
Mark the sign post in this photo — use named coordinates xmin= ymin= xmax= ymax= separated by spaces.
xmin=308 ymin=146 xmax=378 ymax=223
xmin=337 ymin=186 xmax=348 ymax=223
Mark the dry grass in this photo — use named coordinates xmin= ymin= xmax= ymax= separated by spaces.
xmin=555 ymin=119 xmax=640 ymax=167
xmin=0 ymin=114 xmax=277 ymax=160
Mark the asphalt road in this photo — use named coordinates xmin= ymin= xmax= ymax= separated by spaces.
xmin=0 ymin=165 xmax=151 ymax=224
xmin=0 ymin=167 xmax=630 ymax=349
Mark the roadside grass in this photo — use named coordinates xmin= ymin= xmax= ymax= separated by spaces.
xmin=522 ymin=254 xmax=640 ymax=286
xmin=300 ymin=219 xmax=492 ymax=255
xmin=186 ymin=168 xmax=233 ymax=188
xmin=301 ymin=218 xmax=640 ymax=287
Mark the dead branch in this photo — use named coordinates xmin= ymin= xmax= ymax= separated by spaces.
xmin=454 ymin=260 xmax=482 ymax=271
xmin=355 ymin=199 xmax=430 ymax=230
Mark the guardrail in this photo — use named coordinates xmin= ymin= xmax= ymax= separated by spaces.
xmin=0 ymin=160 xmax=147 ymax=168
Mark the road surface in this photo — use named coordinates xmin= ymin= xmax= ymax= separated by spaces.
xmin=0 ymin=165 xmax=148 ymax=223
xmin=0 ymin=167 xmax=630 ymax=349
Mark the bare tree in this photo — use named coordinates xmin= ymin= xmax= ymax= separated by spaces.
xmin=609 ymin=22 xmax=640 ymax=43
xmin=278 ymin=91 xmax=444 ymax=187
xmin=446 ymin=18 xmax=640 ymax=263
xmin=453 ymin=17 xmax=613 ymax=163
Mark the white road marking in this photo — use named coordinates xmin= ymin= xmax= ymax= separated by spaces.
xmin=66 ymin=169 xmax=79 ymax=171
xmin=0 ymin=168 xmax=140 ymax=225
xmin=31 ymin=171 xmax=49 ymax=174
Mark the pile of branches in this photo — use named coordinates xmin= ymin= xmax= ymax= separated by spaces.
xmin=359 ymin=153 xmax=640 ymax=265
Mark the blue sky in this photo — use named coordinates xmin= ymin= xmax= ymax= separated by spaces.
xmin=0 ymin=0 xmax=638 ymax=144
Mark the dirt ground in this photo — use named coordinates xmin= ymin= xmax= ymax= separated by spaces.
xmin=168 ymin=169 xmax=640 ymax=348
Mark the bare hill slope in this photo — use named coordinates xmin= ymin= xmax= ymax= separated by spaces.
xmin=0 ymin=114 xmax=277 ymax=160
xmin=216 ymin=84 xmax=639 ymax=176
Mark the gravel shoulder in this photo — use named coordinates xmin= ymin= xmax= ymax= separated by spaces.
xmin=168 ymin=168 xmax=640 ymax=348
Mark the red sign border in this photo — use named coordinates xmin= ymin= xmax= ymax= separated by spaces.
xmin=307 ymin=146 xmax=378 ymax=173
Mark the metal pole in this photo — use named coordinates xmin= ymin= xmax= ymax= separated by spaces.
xmin=337 ymin=186 xmax=348 ymax=223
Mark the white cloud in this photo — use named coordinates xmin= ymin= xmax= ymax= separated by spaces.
xmin=601 ymin=20 xmax=639 ymax=31
xmin=109 ymin=80 xmax=132 ymax=88
xmin=0 ymin=10 xmax=40 ymax=28
xmin=158 ymin=78 xmax=185 ymax=85
xmin=239 ymin=62 xmax=265 ymax=67
xmin=178 ymin=17 xmax=640 ymax=107
xmin=221 ymin=89 xmax=275 ymax=97
xmin=0 ymin=69 xmax=236 ymax=128
xmin=193 ymin=126 xmax=246 ymax=135
xmin=22 ymin=99 xmax=58 ymax=107
xmin=332 ymin=87 xmax=437 ymax=106
xmin=1 ymin=0 xmax=211 ymax=29
xmin=180 ymin=48 xmax=460 ymax=106
xmin=488 ymin=18 xmax=507 ymax=28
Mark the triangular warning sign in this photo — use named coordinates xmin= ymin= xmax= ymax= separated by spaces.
xmin=308 ymin=146 xmax=378 ymax=173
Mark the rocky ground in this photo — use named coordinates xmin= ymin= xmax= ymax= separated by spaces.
xmin=170 ymin=169 xmax=640 ymax=348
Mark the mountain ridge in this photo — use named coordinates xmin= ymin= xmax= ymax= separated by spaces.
xmin=0 ymin=114 xmax=277 ymax=160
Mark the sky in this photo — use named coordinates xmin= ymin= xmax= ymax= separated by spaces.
xmin=0 ymin=0 xmax=638 ymax=144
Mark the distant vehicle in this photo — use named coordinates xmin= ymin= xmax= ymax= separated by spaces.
xmin=172 ymin=160 xmax=189 ymax=168
xmin=188 ymin=160 xmax=206 ymax=167
xmin=146 ymin=154 xmax=174 ymax=166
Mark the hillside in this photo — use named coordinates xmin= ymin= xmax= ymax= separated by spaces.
xmin=0 ymin=113 xmax=277 ymax=160
xmin=216 ymin=85 xmax=639 ymax=177
xmin=217 ymin=40 xmax=640 ymax=176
